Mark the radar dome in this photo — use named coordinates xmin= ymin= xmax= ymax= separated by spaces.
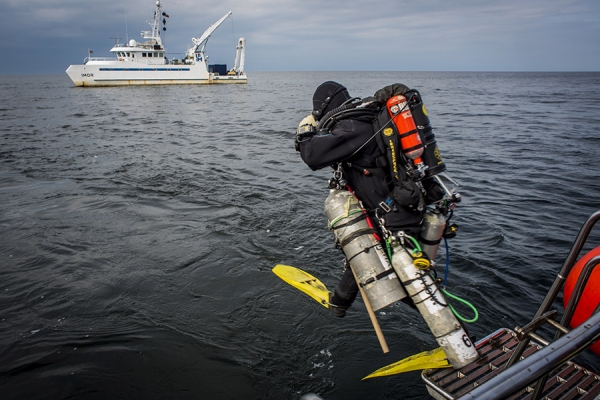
xmin=129 ymin=39 xmax=137 ymax=47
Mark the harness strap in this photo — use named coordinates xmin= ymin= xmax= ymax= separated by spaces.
xmin=398 ymin=129 xmax=419 ymax=139
xmin=404 ymin=273 xmax=448 ymax=308
xmin=347 ymin=243 xmax=378 ymax=264
xmin=418 ymin=235 xmax=441 ymax=246
xmin=331 ymin=212 xmax=368 ymax=230
xmin=340 ymin=228 xmax=377 ymax=248
xmin=411 ymin=284 xmax=443 ymax=305
xmin=358 ymin=268 xmax=397 ymax=287
xmin=344 ymin=162 xmax=388 ymax=180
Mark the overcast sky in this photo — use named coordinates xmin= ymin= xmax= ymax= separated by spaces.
xmin=1 ymin=0 xmax=599 ymax=74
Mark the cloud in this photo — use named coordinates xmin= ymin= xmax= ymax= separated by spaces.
xmin=0 ymin=0 xmax=599 ymax=74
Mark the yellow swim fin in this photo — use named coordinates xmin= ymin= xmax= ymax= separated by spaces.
xmin=272 ymin=264 xmax=329 ymax=308
xmin=362 ymin=347 xmax=451 ymax=380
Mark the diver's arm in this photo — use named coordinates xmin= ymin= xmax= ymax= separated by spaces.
xmin=297 ymin=120 xmax=371 ymax=170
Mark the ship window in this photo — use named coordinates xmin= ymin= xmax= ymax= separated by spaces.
xmin=159 ymin=52 xmax=163 ymax=58
xmin=132 ymin=54 xmax=135 ymax=58
xmin=127 ymin=52 xmax=130 ymax=57
xmin=142 ymin=53 xmax=146 ymax=57
xmin=148 ymin=53 xmax=153 ymax=57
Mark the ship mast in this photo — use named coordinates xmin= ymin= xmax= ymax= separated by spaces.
xmin=140 ymin=0 xmax=164 ymax=47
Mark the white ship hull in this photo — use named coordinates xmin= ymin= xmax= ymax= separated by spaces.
xmin=66 ymin=63 xmax=247 ymax=87
xmin=66 ymin=2 xmax=247 ymax=87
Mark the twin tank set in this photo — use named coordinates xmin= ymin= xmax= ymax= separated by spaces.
xmin=324 ymin=92 xmax=479 ymax=368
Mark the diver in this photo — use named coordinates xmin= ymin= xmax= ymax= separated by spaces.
xmin=295 ymin=81 xmax=446 ymax=317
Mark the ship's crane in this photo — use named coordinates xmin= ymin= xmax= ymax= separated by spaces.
xmin=190 ymin=11 xmax=231 ymax=54
xmin=229 ymin=37 xmax=245 ymax=76
xmin=187 ymin=11 xmax=245 ymax=76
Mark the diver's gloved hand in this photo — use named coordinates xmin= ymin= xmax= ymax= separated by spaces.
xmin=295 ymin=114 xmax=317 ymax=151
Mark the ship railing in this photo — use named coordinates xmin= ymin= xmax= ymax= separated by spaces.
xmin=141 ymin=31 xmax=155 ymax=39
xmin=84 ymin=57 xmax=117 ymax=64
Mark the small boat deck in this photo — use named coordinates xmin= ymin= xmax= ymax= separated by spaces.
xmin=423 ymin=328 xmax=600 ymax=399
xmin=424 ymin=210 xmax=600 ymax=400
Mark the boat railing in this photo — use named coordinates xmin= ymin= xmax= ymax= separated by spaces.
xmin=459 ymin=310 xmax=600 ymax=399
xmin=490 ymin=210 xmax=600 ymax=399
xmin=504 ymin=210 xmax=600 ymax=368
xmin=168 ymin=59 xmax=194 ymax=66
xmin=423 ymin=210 xmax=600 ymax=400
xmin=84 ymin=57 xmax=117 ymax=64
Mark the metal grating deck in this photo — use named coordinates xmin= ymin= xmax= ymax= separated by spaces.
xmin=422 ymin=328 xmax=600 ymax=400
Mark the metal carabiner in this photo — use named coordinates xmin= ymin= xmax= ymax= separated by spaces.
xmin=329 ymin=164 xmax=346 ymax=189
xmin=334 ymin=163 xmax=344 ymax=180
xmin=374 ymin=213 xmax=392 ymax=240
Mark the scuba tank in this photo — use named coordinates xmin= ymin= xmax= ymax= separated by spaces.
xmin=419 ymin=210 xmax=447 ymax=261
xmin=391 ymin=171 xmax=473 ymax=368
xmin=391 ymin=241 xmax=478 ymax=368
xmin=386 ymin=95 xmax=424 ymax=163
xmin=407 ymin=90 xmax=446 ymax=179
xmin=324 ymin=189 xmax=407 ymax=311
xmin=419 ymin=173 xmax=461 ymax=261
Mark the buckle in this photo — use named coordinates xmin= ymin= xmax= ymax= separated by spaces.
xmin=378 ymin=197 xmax=393 ymax=213
xmin=296 ymin=124 xmax=316 ymax=135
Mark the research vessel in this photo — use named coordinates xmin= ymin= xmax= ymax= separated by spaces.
xmin=66 ymin=1 xmax=246 ymax=87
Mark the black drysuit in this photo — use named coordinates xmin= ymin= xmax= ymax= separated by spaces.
xmin=298 ymin=118 xmax=424 ymax=232
xmin=297 ymin=117 xmax=424 ymax=309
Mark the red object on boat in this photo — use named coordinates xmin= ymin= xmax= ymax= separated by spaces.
xmin=563 ymin=246 xmax=600 ymax=355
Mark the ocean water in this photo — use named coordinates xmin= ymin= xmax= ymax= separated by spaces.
xmin=0 ymin=71 xmax=599 ymax=399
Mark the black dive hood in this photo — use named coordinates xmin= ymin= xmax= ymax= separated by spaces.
xmin=312 ymin=81 xmax=351 ymax=120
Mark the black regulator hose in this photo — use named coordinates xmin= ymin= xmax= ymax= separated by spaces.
xmin=318 ymin=107 xmax=379 ymax=131
xmin=318 ymin=102 xmax=358 ymax=130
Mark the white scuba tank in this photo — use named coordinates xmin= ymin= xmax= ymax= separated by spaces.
xmin=419 ymin=210 xmax=447 ymax=261
xmin=324 ymin=189 xmax=407 ymax=311
xmin=391 ymin=244 xmax=478 ymax=368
